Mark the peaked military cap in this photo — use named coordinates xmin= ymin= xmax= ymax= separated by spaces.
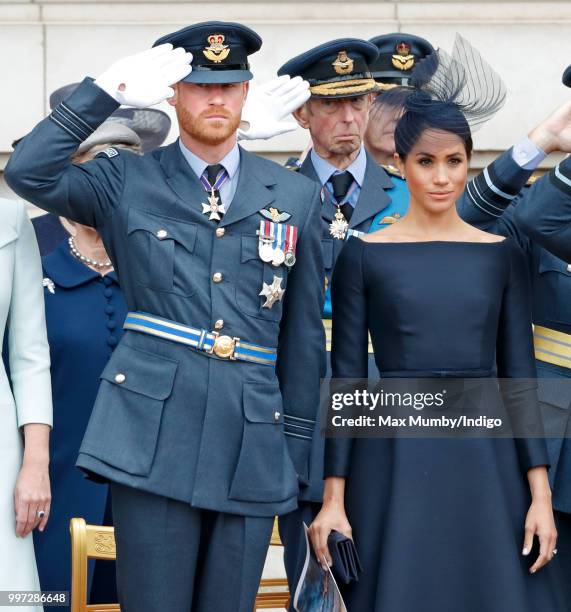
xmin=278 ymin=38 xmax=379 ymax=99
xmin=153 ymin=21 xmax=262 ymax=84
xmin=369 ymin=33 xmax=435 ymax=90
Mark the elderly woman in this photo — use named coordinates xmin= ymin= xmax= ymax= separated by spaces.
xmin=31 ymin=121 xmax=140 ymax=608
xmin=0 ymin=197 xmax=52 ymax=612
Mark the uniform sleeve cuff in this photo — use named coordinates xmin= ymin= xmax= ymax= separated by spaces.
xmin=48 ymin=77 xmax=120 ymax=143
xmin=466 ymin=148 xmax=530 ymax=217
xmin=550 ymin=157 xmax=571 ymax=196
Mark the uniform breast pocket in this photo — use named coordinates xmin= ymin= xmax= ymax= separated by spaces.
xmin=127 ymin=208 xmax=198 ymax=297
xmin=235 ymin=235 xmax=290 ymax=322
xmin=538 ymin=249 xmax=571 ymax=320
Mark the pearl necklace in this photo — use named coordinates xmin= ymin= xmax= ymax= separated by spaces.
xmin=68 ymin=236 xmax=112 ymax=269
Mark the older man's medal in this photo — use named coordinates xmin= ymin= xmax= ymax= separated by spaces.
xmin=330 ymin=207 xmax=349 ymax=240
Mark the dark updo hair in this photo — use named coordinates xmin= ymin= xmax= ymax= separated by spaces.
xmin=394 ymin=91 xmax=473 ymax=160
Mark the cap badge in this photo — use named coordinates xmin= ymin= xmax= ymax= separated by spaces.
xmin=203 ymin=34 xmax=230 ymax=63
xmin=392 ymin=42 xmax=414 ymax=71
xmin=332 ymin=51 xmax=354 ymax=75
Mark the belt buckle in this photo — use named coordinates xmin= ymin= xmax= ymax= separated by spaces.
xmin=210 ymin=332 xmax=239 ymax=360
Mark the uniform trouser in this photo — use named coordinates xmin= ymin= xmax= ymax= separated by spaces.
xmin=278 ymin=501 xmax=321 ymax=611
xmin=90 ymin=489 xmax=117 ymax=604
xmin=110 ymin=482 xmax=274 ymax=612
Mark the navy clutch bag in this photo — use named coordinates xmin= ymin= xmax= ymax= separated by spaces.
xmin=327 ymin=530 xmax=363 ymax=584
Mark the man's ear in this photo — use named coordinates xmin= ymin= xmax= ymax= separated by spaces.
xmin=293 ymin=101 xmax=311 ymax=129
xmin=242 ymin=81 xmax=250 ymax=103
xmin=167 ymin=82 xmax=179 ymax=107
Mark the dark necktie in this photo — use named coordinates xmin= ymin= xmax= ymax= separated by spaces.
xmin=206 ymin=164 xmax=225 ymax=186
xmin=330 ymin=171 xmax=354 ymax=221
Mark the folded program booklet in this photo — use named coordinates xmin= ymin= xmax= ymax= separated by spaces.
xmin=293 ymin=523 xmax=347 ymax=612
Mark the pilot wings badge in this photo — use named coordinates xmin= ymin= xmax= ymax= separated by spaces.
xmin=203 ymin=34 xmax=230 ymax=63
xmin=259 ymin=207 xmax=292 ymax=223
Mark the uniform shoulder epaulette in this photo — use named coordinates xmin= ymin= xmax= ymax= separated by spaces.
xmin=381 ymin=164 xmax=403 ymax=179
xmin=284 ymin=156 xmax=302 ymax=172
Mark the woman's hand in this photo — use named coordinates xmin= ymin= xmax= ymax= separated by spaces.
xmin=14 ymin=462 xmax=51 ymax=537
xmin=524 ymin=466 xmax=557 ymax=574
xmin=14 ymin=423 xmax=52 ymax=537
xmin=309 ymin=500 xmax=352 ymax=570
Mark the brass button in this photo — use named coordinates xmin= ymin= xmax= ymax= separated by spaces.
xmin=274 ymin=411 xmax=281 ymax=421
xmin=114 ymin=373 xmax=126 ymax=384
xmin=212 ymin=272 xmax=223 ymax=283
xmin=214 ymin=319 xmax=224 ymax=330
xmin=156 ymin=229 xmax=168 ymax=240
xmin=215 ymin=227 xmax=225 ymax=238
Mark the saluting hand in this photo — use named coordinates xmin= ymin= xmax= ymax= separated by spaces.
xmin=95 ymin=44 xmax=193 ymax=107
xmin=528 ymin=100 xmax=571 ymax=155
xmin=238 ymin=75 xmax=310 ymax=141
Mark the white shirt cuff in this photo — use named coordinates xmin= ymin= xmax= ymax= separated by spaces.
xmin=511 ymin=136 xmax=547 ymax=170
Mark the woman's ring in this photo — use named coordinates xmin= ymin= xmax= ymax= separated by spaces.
xmin=37 ymin=510 xmax=45 ymax=519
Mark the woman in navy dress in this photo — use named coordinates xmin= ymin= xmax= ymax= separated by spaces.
xmin=310 ymin=37 xmax=564 ymax=611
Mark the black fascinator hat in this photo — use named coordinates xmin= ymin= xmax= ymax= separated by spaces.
xmin=384 ymin=35 xmax=507 ymax=158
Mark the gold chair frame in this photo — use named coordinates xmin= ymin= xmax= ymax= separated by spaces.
xmin=70 ymin=517 xmax=290 ymax=611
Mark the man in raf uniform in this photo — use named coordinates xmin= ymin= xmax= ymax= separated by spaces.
xmin=365 ymin=33 xmax=435 ymax=166
xmin=6 ymin=21 xmax=325 ymax=612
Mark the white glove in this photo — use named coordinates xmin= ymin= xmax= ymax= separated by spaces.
xmin=95 ymin=44 xmax=193 ymax=108
xmin=238 ymin=75 xmax=310 ymax=141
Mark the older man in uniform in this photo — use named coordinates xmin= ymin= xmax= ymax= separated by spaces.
xmin=275 ymin=39 xmax=392 ymax=594
xmin=6 ymin=21 xmax=325 ymax=612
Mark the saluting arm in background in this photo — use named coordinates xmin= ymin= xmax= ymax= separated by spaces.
xmin=458 ymin=100 xmax=571 ymax=262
